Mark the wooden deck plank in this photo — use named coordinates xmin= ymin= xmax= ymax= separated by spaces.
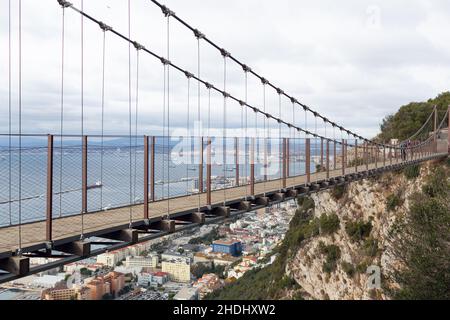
xmin=0 ymin=155 xmax=439 ymax=254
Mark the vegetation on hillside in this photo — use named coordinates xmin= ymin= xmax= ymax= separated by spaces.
xmin=388 ymin=161 xmax=450 ymax=299
xmin=206 ymin=197 xmax=317 ymax=300
xmin=377 ymin=92 xmax=450 ymax=142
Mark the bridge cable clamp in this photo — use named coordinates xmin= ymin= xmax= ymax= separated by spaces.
xmin=160 ymin=57 xmax=171 ymax=65
xmin=261 ymin=77 xmax=268 ymax=85
xmin=193 ymin=29 xmax=205 ymax=40
xmin=98 ymin=21 xmax=112 ymax=32
xmin=184 ymin=71 xmax=194 ymax=79
xmin=242 ymin=64 xmax=252 ymax=73
xmin=133 ymin=41 xmax=145 ymax=51
xmin=204 ymin=82 xmax=213 ymax=90
xmin=161 ymin=5 xmax=175 ymax=17
xmin=220 ymin=48 xmax=230 ymax=58
xmin=58 ymin=0 xmax=72 ymax=8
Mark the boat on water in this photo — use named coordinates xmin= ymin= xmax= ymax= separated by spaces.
xmin=87 ymin=181 xmax=103 ymax=190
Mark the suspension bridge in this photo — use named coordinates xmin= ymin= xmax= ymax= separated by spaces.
xmin=0 ymin=0 xmax=449 ymax=283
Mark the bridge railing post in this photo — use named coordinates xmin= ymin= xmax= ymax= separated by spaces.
xmin=150 ymin=136 xmax=155 ymax=202
xmin=46 ymin=134 xmax=54 ymax=242
xmin=383 ymin=145 xmax=386 ymax=167
xmin=355 ymin=139 xmax=358 ymax=173
xmin=82 ymin=135 xmax=88 ymax=215
xmin=282 ymin=138 xmax=287 ymax=189
xmin=326 ymin=139 xmax=330 ymax=179
xmin=199 ymin=136 xmax=204 ymax=191
xmin=448 ymin=105 xmax=450 ymax=154
xmin=333 ymin=141 xmax=337 ymax=170
xmin=250 ymin=137 xmax=255 ymax=196
xmin=341 ymin=139 xmax=346 ymax=176
xmin=207 ymin=137 xmax=212 ymax=205
xmin=234 ymin=137 xmax=239 ymax=187
xmin=306 ymin=138 xmax=311 ymax=183
xmin=144 ymin=136 xmax=149 ymax=220
xmin=287 ymin=137 xmax=290 ymax=179
xmin=320 ymin=138 xmax=324 ymax=170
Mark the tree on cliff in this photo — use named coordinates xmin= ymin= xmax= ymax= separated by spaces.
xmin=388 ymin=163 xmax=450 ymax=300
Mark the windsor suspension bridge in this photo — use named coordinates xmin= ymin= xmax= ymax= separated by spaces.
xmin=0 ymin=0 xmax=449 ymax=283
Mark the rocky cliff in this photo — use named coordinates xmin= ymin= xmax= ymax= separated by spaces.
xmin=287 ymin=161 xmax=439 ymax=300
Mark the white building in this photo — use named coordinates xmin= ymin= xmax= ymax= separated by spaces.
xmin=125 ymin=254 xmax=158 ymax=269
xmin=173 ymin=287 xmax=198 ymax=300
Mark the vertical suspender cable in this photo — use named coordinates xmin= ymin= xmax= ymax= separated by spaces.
xmin=292 ymin=101 xmax=295 ymax=184
xmin=278 ymin=92 xmax=282 ymax=191
xmin=100 ymin=28 xmax=106 ymax=210
xmin=80 ymin=0 xmax=85 ymax=239
xmin=262 ymin=82 xmax=267 ymax=195
xmin=59 ymin=6 xmax=66 ymax=217
xmin=8 ymin=0 xmax=12 ymax=226
xmin=133 ymin=48 xmax=140 ymax=205
xmin=197 ymin=38 xmax=201 ymax=211
xmin=314 ymin=115 xmax=318 ymax=182
xmin=18 ymin=0 xmax=23 ymax=253
xmin=244 ymin=71 xmax=248 ymax=200
xmin=128 ymin=0 xmax=133 ymax=226
xmin=186 ymin=77 xmax=190 ymax=195
xmin=166 ymin=15 xmax=171 ymax=218
xmin=304 ymin=108 xmax=307 ymax=179
xmin=222 ymin=56 xmax=227 ymax=205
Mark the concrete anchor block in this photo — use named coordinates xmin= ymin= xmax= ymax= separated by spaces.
xmin=192 ymin=212 xmax=205 ymax=224
xmin=255 ymin=196 xmax=270 ymax=206
xmin=0 ymin=256 xmax=30 ymax=276
xmin=236 ymin=201 xmax=252 ymax=212
xmin=211 ymin=206 xmax=231 ymax=217
xmin=56 ymin=241 xmax=91 ymax=257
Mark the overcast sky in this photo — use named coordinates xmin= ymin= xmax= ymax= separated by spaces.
xmin=0 ymin=0 xmax=449 ymax=139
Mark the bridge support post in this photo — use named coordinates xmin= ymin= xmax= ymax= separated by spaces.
xmin=250 ymin=138 xmax=255 ymax=197
xmin=282 ymin=138 xmax=287 ymax=189
xmin=46 ymin=134 xmax=54 ymax=242
xmin=341 ymin=139 xmax=346 ymax=176
xmin=199 ymin=137 xmax=204 ymax=192
xmin=207 ymin=137 xmax=212 ymax=206
xmin=0 ymin=256 xmax=30 ymax=276
xmin=365 ymin=142 xmax=369 ymax=171
xmin=383 ymin=146 xmax=386 ymax=167
xmin=82 ymin=136 xmax=88 ymax=214
xmin=151 ymin=136 xmax=155 ymax=202
xmin=287 ymin=138 xmax=290 ymax=178
xmin=306 ymin=138 xmax=311 ymax=183
xmin=326 ymin=139 xmax=330 ymax=179
xmin=375 ymin=144 xmax=378 ymax=168
xmin=144 ymin=136 xmax=149 ymax=220
xmin=333 ymin=141 xmax=337 ymax=170
xmin=234 ymin=137 xmax=239 ymax=187
xmin=355 ymin=139 xmax=358 ymax=173
xmin=448 ymin=105 xmax=450 ymax=154
xmin=434 ymin=106 xmax=438 ymax=154
xmin=320 ymin=138 xmax=324 ymax=170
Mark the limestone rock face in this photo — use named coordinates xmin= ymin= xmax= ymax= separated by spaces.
xmin=287 ymin=164 xmax=431 ymax=300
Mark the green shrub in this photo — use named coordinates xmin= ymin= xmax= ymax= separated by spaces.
xmin=422 ymin=167 xmax=449 ymax=198
xmin=345 ymin=220 xmax=373 ymax=242
xmin=386 ymin=193 xmax=403 ymax=211
xmin=319 ymin=243 xmax=341 ymax=273
xmin=403 ymin=164 xmax=420 ymax=180
xmin=341 ymin=261 xmax=355 ymax=277
xmin=362 ymin=238 xmax=379 ymax=257
xmin=331 ymin=185 xmax=347 ymax=200
xmin=319 ymin=213 xmax=340 ymax=235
